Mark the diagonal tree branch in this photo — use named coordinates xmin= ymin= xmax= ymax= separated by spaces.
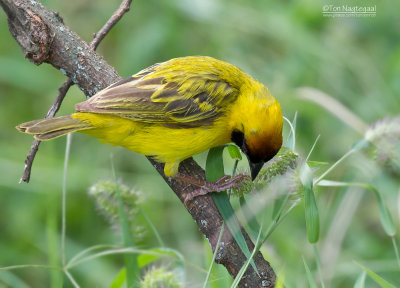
xmin=19 ymin=0 xmax=132 ymax=182
xmin=0 ymin=0 xmax=276 ymax=286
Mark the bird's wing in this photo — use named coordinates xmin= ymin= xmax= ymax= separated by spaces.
xmin=75 ymin=63 xmax=240 ymax=127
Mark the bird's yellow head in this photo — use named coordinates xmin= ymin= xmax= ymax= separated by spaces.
xmin=229 ymin=84 xmax=283 ymax=180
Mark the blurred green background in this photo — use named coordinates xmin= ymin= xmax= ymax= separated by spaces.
xmin=1 ymin=0 xmax=399 ymax=287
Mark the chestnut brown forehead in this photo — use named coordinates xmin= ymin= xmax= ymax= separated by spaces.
xmin=247 ymin=128 xmax=283 ymax=161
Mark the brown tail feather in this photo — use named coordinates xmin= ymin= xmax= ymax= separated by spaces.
xmin=16 ymin=115 xmax=93 ymax=140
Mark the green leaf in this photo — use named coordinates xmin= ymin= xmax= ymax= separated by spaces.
xmin=355 ymin=262 xmax=396 ymax=288
xmin=353 ymin=271 xmax=366 ymax=288
xmin=227 ymin=144 xmax=242 ymax=160
xmin=300 ymin=163 xmax=320 ymax=243
xmin=206 ymin=146 xmax=225 ymax=181
xmin=206 ymin=147 xmax=257 ymax=273
xmin=303 ymin=257 xmax=317 ymax=288
xmin=110 ymin=268 xmax=126 ymax=288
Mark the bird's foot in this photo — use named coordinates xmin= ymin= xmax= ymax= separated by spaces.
xmin=178 ymin=173 xmax=251 ymax=205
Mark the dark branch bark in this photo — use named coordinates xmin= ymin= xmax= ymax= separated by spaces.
xmin=0 ymin=0 xmax=276 ymax=286
xmin=19 ymin=0 xmax=132 ymax=183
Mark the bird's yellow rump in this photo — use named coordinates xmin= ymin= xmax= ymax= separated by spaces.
xmin=17 ymin=56 xmax=283 ymax=180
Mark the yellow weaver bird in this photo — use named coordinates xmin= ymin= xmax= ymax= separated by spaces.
xmin=17 ymin=56 xmax=283 ymax=201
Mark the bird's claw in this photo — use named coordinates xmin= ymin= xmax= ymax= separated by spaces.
xmin=183 ymin=174 xmax=251 ymax=205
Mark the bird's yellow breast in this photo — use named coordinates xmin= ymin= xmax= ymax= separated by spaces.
xmin=73 ymin=112 xmax=232 ymax=175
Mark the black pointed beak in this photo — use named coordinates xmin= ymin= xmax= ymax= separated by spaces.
xmin=249 ymin=161 xmax=264 ymax=180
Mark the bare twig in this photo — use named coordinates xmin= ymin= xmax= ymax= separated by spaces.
xmin=90 ymin=0 xmax=132 ymax=50
xmin=20 ymin=139 xmax=41 ymax=183
xmin=46 ymin=78 xmax=74 ymax=118
xmin=20 ymin=78 xmax=73 ymax=182
xmin=20 ymin=0 xmax=133 ymax=183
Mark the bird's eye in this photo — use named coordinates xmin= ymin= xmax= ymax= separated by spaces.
xmin=231 ymin=129 xmax=245 ymax=147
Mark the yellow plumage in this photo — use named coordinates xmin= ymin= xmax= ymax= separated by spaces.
xmin=17 ymin=56 xmax=283 ymax=179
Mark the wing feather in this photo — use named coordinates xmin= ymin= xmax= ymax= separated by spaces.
xmin=75 ymin=61 xmax=239 ymax=127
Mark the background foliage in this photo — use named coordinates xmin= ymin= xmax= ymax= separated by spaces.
xmin=0 ymin=0 xmax=399 ymax=287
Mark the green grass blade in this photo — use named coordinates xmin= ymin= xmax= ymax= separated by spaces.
xmin=46 ymin=192 xmax=62 ymax=288
xmin=392 ymin=237 xmax=400 ymax=269
xmin=203 ymin=224 xmax=225 ymax=288
xmin=351 ymin=139 xmax=371 ymax=150
xmin=262 ymin=193 xmax=295 ymax=245
xmin=206 ymin=147 xmax=258 ymax=273
xmin=212 ymin=193 xmax=258 ymax=272
xmin=66 ymin=247 xmax=182 ymax=269
xmin=202 ymin=237 xmax=232 ymax=288
xmin=355 ymin=262 xmax=396 ymax=288
xmin=300 ymin=163 xmax=320 ymax=243
xmin=231 ymin=218 xmax=265 ymax=288
xmin=61 ymin=134 xmax=72 ymax=286
xmin=371 ymin=186 xmax=396 ymax=237
xmin=306 ymin=161 xmax=329 ymax=168
xmin=354 ymin=271 xmax=366 ymax=288
xmin=313 ymin=245 xmax=325 ymax=288
xmin=239 ymin=196 xmax=260 ymax=241
xmin=315 ymin=138 xmax=369 ymax=185
xmin=137 ymin=247 xmax=184 ymax=268
xmin=61 ymin=134 xmax=72 ymax=267
xmin=111 ymin=155 xmax=139 ymax=288
xmin=0 ymin=271 xmax=30 ymax=288
xmin=67 ymin=244 xmax=116 ymax=267
xmin=271 ymin=193 xmax=290 ymax=222
xmin=306 ymin=135 xmax=320 ymax=162
xmin=231 ymin=193 xmax=291 ymax=286
xmin=284 ymin=112 xmax=297 ymax=151
xmin=303 ymin=257 xmax=318 ymax=288
xmin=64 ymin=270 xmax=79 ymax=288
xmin=140 ymin=208 xmax=165 ymax=247
xmin=314 ymin=148 xmax=357 ymax=185
xmin=317 ymin=181 xmax=396 ymax=237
